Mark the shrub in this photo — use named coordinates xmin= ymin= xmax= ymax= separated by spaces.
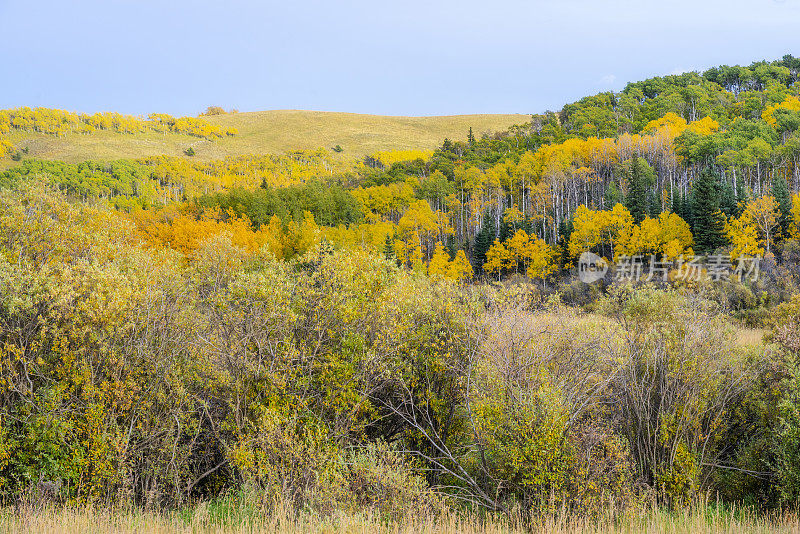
xmin=558 ymin=278 xmax=604 ymax=309
xmin=600 ymin=286 xmax=763 ymax=504
xmin=339 ymin=441 xmax=439 ymax=520
xmin=770 ymin=296 xmax=800 ymax=354
xmin=775 ymin=364 xmax=800 ymax=505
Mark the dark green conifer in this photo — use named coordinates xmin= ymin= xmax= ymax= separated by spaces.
xmin=625 ymin=156 xmax=648 ymax=224
xmin=558 ymin=216 xmax=575 ymax=266
xmin=648 ymin=192 xmax=661 ymax=218
xmin=773 ymin=175 xmax=792 ymax=239
xmin=472 ymin=212 xmax=496 ymax=274
xmin=383 ymin=233 xmax=398 ymax=265
xmin=691 ymin=168 xmax=727 ymax=253
xmin=720 ymin=178 xmax=737 ymax=217
xmin=467 ymin=127 xmax=476 ymax=146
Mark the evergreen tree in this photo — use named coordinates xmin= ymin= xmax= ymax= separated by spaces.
xmin=558 ymin=217 xmax=573 ymax=245
xmin=472 ymin=212 xmax=496 ymax=274
xmin=773 ymin=175 xmax=792 ymax=238
xmin=383 ymin=233 xmax=398 ymax=265
xmin=671 ymin=186 xmax=682 ymax=216
xmin=691 ymin=168 xmax=727 ymax=253
xmin=648 ymin=192 xmax=661 ymax=218
xmin=522 ymin=216 xmax=534 ymax=236
xmin=498 ymin=219 xmax=512 ymax=243
xmin=446 ymin=235 xmax=458 ymax=259
xmin=467 ymin=127 xmax=476 ymax=146
xmin=604 ymin=181 xmax=622 ymax=208
xmin=558 ymin=216 xmax=574 ymax=266
xmin=720 ymin=178 xmax=737 ymax=217
xmin=683 ymin=190 xmax=694 ymax=228
xmin=625 ymin=156 xmax=648 ymax=223
xmin=498 ymin=207 xmax=519 ymax=242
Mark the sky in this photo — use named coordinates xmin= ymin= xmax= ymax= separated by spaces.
xmin=1 ymin=0 xmax=800 ymax=117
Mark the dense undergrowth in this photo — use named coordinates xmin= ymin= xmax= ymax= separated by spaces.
xmin=0 ymin=185 xmax=800 ymax=528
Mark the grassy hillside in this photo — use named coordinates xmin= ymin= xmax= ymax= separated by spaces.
xmin=204 ymin=110 xmax=528 ymax=156
xmin=6 ymin=110 xmax=527 ymax=164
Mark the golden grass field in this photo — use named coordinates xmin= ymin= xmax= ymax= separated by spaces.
xmin=2 ymin=505 xmax=797 ymax=534
xmin=6 ymin=110 xmax=528 ymax=165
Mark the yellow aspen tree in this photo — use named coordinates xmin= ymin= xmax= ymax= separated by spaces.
xmin=568 ymin=205 xmax=603 ymax=258
xmin=447 ymin=250 xmax=473 ymax=282
xmin=618 ymin=217 xmax=660 ymax=257
xmin=743 ymin=196 xmax=780 ymax=254
xmin=261 ymin=215 xmax=287 ymax=259
xmin=503 ymin=204 xmax=524 ymax=225
xmin=762 ymin=95 xmax=800 ymax=126
xmin=427 ymin=243 xmax=451 ymax=278
xmin=394 ymin=240 xmax=421 ymax=267
xmin=524 ymin=235 xmax=558 ymax=280
xmin=283 ymin=211 xmax=320 ymax=257
xmin=506 ymin=229 xmax=532 ymax=274
xmin=0 ymin=138 xmax=13 ymax=157
xmin=617 ymin=212 xmax=693 ymax=259
xmin=657 ymin=212 xmax=694 ymax=259
xmin=725 ymin=216 xmax=764 ymax=260
xmin=791 ymin=193 xmax=800 ymax=240
xmin=483 ymin=240 xmax=512 ymax=280
xmin=398 ymin=200 xmax=439 ymax=259
xmin=604 ymin=204 xmax=635 ymax=258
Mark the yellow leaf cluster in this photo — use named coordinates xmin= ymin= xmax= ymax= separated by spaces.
xmin=427 ymin=243 xmax=473 ymax=282
xmin=397 ymin=200 xmax=453 ymax=262
xmin=369 ymin=149 xmax=433 ymax=167
xmin=134 ymin=206 xmax=320 ymax=259
xmin=791 ymin=192 xmax=800 ymax=240
xmin=725 ymin=215 xmax=763 ymax=260
xmin=0 ymin=107 xmax=232 ymax=140
xmin=741 ymin=195 xmax=780 ymax=254
xmin=617 ymin=211 xmax=694 ymax=260
xmin=483 ymin=229 xmax=557 ymax=280
xmin=762 ymin=95 xmax=800 ymax=127
xmin=568 ymin=204 xmax=634 ymax=260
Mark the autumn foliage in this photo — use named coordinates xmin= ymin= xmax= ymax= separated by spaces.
xmin=4 ymin=56 xmax=800 ymax=525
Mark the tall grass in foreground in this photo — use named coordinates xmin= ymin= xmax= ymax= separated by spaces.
xmin=1 ymin=504 xmax=797 ymax=534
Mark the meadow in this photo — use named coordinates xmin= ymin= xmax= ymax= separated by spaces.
xmin=2 ymin=110 xmax=526 ymax=166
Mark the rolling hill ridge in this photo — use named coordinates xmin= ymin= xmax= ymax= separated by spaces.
xmin=3 ymin=109 xmax=528 ymax=165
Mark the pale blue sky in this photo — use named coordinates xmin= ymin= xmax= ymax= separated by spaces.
xmin=1 ymin=0 xmax=799 ymax=116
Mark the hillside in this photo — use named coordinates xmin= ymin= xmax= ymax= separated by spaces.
xmin=4 ymin=54 xmax=800 ymax=533
xmin=4 ymin=110 xmax=527 ymax=165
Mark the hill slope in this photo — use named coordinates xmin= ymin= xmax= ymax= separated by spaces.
xmin=8 ymin=110 xmax=528 ymax=164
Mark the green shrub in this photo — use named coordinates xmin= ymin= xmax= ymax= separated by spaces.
xmin=775 ymin=365 xmax=800 ymax=505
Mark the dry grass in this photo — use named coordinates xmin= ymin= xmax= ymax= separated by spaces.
xmin=0 ymin=505 xmax=522 ymax=534
xmin=736 ymin=327 xmax=767 ymax=347
xmin=4 ymin=110 xmax=528 ymax=166
xmin=205 ymin=110 xmax=528 ymax=158
xmin=1 ymin=505 xmax=797 ymax=534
